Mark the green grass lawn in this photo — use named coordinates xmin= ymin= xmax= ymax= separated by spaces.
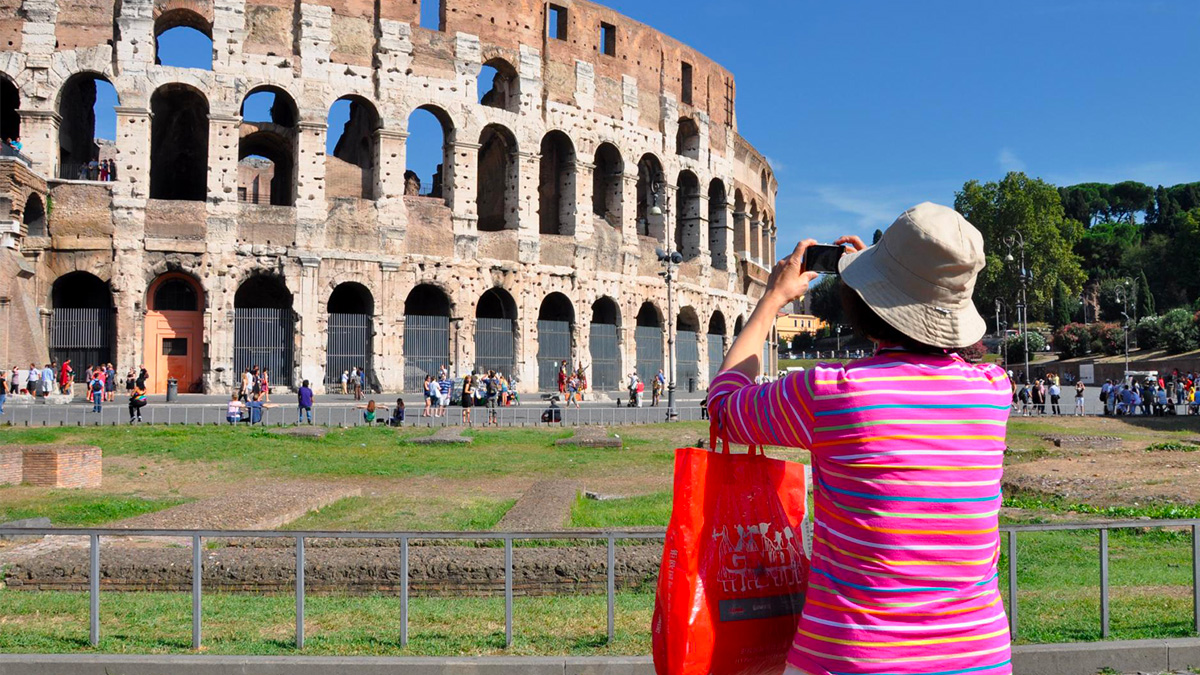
xmin=570 ymin=492 xmax=672 ymax=528
xmin=283 ymin=496 xmax=516 ymax=532
xmin=0 ymin=489 xmax=188 ymax=526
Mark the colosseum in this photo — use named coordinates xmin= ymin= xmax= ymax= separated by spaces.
xmin=0 ymin=0 xmax=778 ymax=395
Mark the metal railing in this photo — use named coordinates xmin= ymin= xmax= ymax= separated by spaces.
xmin=1001 ymin=519 xmax=1200 ymax=641
xmin=0 ymin=526 xmax=664 ymax=650
xmin=0 ymin=145 xmax=32 ymax=167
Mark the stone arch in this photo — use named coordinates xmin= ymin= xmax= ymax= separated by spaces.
xmin=761 ymin=168 xmax=770 ymax=194
xmin=592 ymin=142 xmax=623 ymax=227
xmin=707 ymin=309 xmax=728 ymax=381
xmin=326 ymin=282 xmax=375 ymax=387
xmin=144 ymin=272 xmax=205 ymax=393
xmin=733 ymin=188 xmax=747 ymax=256
xmin=677 ymin=305 xmax=701 ymax=390
xmin=478 ymin=57 xmax=519 ymax=112
xmin=675 ymin=117 xmax=700 ymax=160
xmin=477 ymin=123 xmax=518 ymax=231
xmin=538 ymin=130 xmax=576 ymax=235
xmin=634 ymin=300 xmax=663 ymax=380
xmin=476 ymin=286 xmax=518 ymax=377
xmin=233 ymin=272 xmax=296 ymax=387
xmin=405 ymin=103 xmax=455 ymax=206
xmin=148 ymin=272 xmax=204 ymax=312
xmin=56 ymin=73 xmax=120 ymax=180
xmin=748 ymin=200 xmax=761 ymax=263
xmin=49 ymin=271 xmax=115 ymax=379
xmin=636 ymin=153 xmax=664 ymax=238
xmin=708 ymin=178 xmax=727 ymax=270
xmin=675 ymin=169 xmax=701 ymax=261
xmin=239 ymin=86 xmax=299 ymax=206
xmin=537 ymin=292 xmax=575 ymax=391
xmin=23 ymin=192 xmax=46 ymax=237
xmin=589 ymin=296 xmax=622 ymax=391
xmin=154 ymin=8 xmax=213 ymax=69
xmin=327 ymin=95 xmax=381 ymax=200
xmin=150 ymin=83 xmax=209 ymax=201
xmin=403 ymin=283 xmax=452 ymax=390
xmin=1 ymin=74 xmax=19 ymax=144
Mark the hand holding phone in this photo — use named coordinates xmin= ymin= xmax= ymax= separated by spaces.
xmin=802 ymin=244 xmax=845 ymax=275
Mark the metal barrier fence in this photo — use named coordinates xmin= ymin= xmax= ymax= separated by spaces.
xmin=0 ymin=527 xmax=664 ymax=650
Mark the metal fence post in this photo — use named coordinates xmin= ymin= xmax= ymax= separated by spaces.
xmin=607 ymin=535 xmax=615 ymax=643
xmin=295 ymin=536 xmax=305 ymax=649
xmin=1193 ymin=524 xmax=1199 ymax=635
xmin=89 ymin=533 xmax=100 ymax=647
xmin=1007 ymin=530 xmax=1017 ymax=640
xmin=400 ymin=536 xmax=409 ymax=647
xmin=1099 ymin=529 xmax=1109 ymax=638
xmin=504 ymin=537 xmax=513 ymax=648
xmin=192 ymin=534 xmax=202 ymax=649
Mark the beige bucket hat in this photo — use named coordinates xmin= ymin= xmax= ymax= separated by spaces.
xmin=837 ymin=202 xmax=987 ymax=349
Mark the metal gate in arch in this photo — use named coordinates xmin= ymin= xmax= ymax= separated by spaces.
xmin=707 ymin=333 xmax=725 ymax=383
xmin=677 ymin=330 xmax=700 ymax=392
xmin=634 ymin=325 xmax=663 ymax=382
xmin=403 ymin=315 xmax=449 ymax=391
xmin=589 ymin=323 xmax=620 ymax=392
xmin=326 ymin=313 xmax=372 ymax=386
xmin=475 ymin=318 xmax=516 ymax=378
xmin=49 ymin=308 xmax=115 ymax=381
xmin=537 ymin=320 xmax=572 ymax=391
xmin=234 ymin=308 xmax=295 ymax=387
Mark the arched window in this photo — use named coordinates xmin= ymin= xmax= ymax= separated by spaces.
xmin=677 ymin=306 xmax=701 ymax=389
xmin=151 ymin=84 xmax=209 ymax=201
xmin=234 ymin=274 xmax=295 ymax=386
xmin=403 ymin=284 xmax=452 ymax=390
xmin=634 ymin=301 xmax=663 ymax=380
xmin=23 ymin=193 xmax=46 ymax=237
xmin=49 ymin=272 xmax=115 ymax=378
xmin=675 ymin=170 xmax=701 ymax=261
xmin=152 ymin=277 xmax=200 ymax=311
xmin=326 ymin=96 xmax=380 ymax=200
xmin=675 ymin=117 xmax=700 ymax=160
xmin=475 ymin=287 xmax=518 ymax=377
xmin=326 ymin=282 xmax=375 ymax=387
xmin=1 ymin=76 xmax=20 ymax=148
xmin=405 ymin=105 xmax=454 ymax=206
xmin=592 ymin=143 xmax=623 ymax=226
xmin=477 ymin=124 xmax=518 ymax=231
xmin=708 ymin=179 xmax=728 ymax=270
xmin=478 ymin=58 xmax=519 ymax=112
xmin=749 ymin=201 xmax=761 ymax=264
xmin=537 ymin=292 xmax=575 ymax=391
xmin=57 ymin=74 xmax=119 ymax=180
xmin=538 ymin=131 xmax=576 ymax=236
xmin=636 ymin=153 xmax=664 ymax=239
xmin=589 ymin=297 xmax=621 ymax=391
xmin=155 ymin=10 xmax=213 ymax=69
xmin=238 ymin=87 xmax=299 ymax=206
xmin=707 ymin=310 xmax=727 ymax=381
xmin=761 ymin=169 xmax=770 ymax=194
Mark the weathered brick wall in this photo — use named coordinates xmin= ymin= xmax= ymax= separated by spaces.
xmin=19 ymin=445 xmax=102 ymax=489
xmin=0 ymin=447 xmax=22 ymax=486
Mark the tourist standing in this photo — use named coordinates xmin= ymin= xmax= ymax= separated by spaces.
xmin=461 ymin=374 xmax=475 ymax=425
xmin=341 ymin=370 xmax=349 ymax=394
xmin=105 ymin=363 xmax=116 ymax=401
xmin=125 ymin=367 xmax=136 ymax=395
xmin=9 ymin=366 xmax=18 ymax=394
xmin=297 ymin=379 xmax=314 ymax=424
xmin=1074 ymin=380 xmax=1086 ymax=416
xmin=557 ymin=360 xmax=568 ymax=394
xmin=651 ymin=369 xmax=663 ymax=406
xmin=240 ymin=368 xmax=253 ymax=401
xmin=59 ymin=360 xmax=73 ymax=394
xmin=0 ymin=371 xmax=6 ymax=415
xmin=485 ymin=370 xmax=500 ymax=425
xmin=351 ymin=368 xmax=362 ymax=401
xmin=40 ymin=363 xmax=54 ymax=397
xmin=128 ymin=381 xmax=147 ymax=423
xmin=90 ymin=372 xmax=104 ymax=413
xmin=260 ymin=368 xmax=271 ymax=402
xmin=1049 ymin=378 xmax=1061 ymax=415
xmin=421 ymin=375 xmax=433 ymax=417
xmin=437 ymin=374 xmax=452 ymax=417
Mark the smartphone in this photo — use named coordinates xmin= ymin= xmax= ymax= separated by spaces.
xmin=803 ymin=244 xmax=845 ymax=274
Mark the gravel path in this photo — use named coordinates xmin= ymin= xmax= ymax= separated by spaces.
xmin=495 ymin=480 xmax=581 ymax=531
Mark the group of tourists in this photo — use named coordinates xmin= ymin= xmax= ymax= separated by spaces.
xmin=1100 ymin=370 xmax=1200 ymax=416
xmin=625 ymin=369 xmax=666 ymax=407
xmin=78 ymin=158 xmax=118 ymax=182
xmin=338 ymin=367 xmax=368 ymax=399
xmin=555 ymin=360 xmax=588 ymax=408
xmin=1011 ymin=371 xmax=1082 ymax=416
xmin=237 ymin=366 xmax=271 ymax=403
xmin=2 ymin=137 xmax=21 ymax=154
xmin=421 ymin=366 xmax=510 ymax=425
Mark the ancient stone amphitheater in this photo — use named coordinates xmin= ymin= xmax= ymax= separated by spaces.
xmin=0 ymin=0 xmax=777 ymax=394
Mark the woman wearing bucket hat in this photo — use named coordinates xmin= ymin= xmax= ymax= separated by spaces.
xmin=708 ymin=202 xmax=1012 ymax=675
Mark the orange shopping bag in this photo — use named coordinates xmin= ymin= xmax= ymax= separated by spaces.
xmin=651 ymin=433 xmax=809 ymax=675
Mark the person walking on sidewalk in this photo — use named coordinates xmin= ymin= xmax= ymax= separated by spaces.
xmin=297 ymin=379 xmax=314 ymax=424
xmin=707 ymin=204 xmax=1013 ymax=675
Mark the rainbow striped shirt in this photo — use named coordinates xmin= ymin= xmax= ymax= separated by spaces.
xmin=708 ymin=349 xmax=1012 ymax=675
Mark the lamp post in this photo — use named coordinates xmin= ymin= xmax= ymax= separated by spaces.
xmin=650 ymin=177 xmax=680 ymax=421
xmin=1115 ymin=277 xmax=1133 ymax=382
xmin=1003 ymin=231 xmax=1030 ymax=385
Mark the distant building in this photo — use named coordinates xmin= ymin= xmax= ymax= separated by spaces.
xmin=776 ymin=312 xmax=826 ymax=342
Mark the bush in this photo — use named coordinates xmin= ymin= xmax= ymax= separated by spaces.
xmin=1001 ymin=331 xmax=1046 ymax=363
xmin=1160 ymin=308 xmax=1199 ymax=353
xmin=1135 ymin=315 xmax=1162 ymax=350
xmin=1088 ymin=322 xmax=1124 ymax=356
xmin=957 ymin=341 xmax=987 ymax=363
xmin=1053 ymin=323 xmax=1092 ymax=358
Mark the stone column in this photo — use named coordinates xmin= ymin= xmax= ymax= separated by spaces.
xmin=572 ymin=159 xmax=594 ymax=240
xmin=114 ymin=107 xmax=152 ymax=200
xmin=451 ymin=140 xmax=480 ymax=258
xmin=297 ymin=255 xmax=323 ymax=390
xmin=208 ymin=270 xmax=235 ymax=394
xmin=295 ymin=119 xmax=327 ymax=224
xmin=733 ymin=207 xmax=749 ymax=263
xmin=376 ymin=261 xmax=402 ymax=391
xmin=15 ymin=109 xmax=59 ymax=173
xmin=515 ymin=150 xmax=540 ymax=264
xmin=376 ymin=129 xmax=408 ymax=253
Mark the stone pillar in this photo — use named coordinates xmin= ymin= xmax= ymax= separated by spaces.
xmin=15 ymin=110 xmax=59 ymax=173
xmin=207 ymin=113 xmax=241 ymax=212
xmin=572 ymin=160 xmax=594 ymax=240
xmin=114 ymin=107 xmax=152 ymax=200
xmin=451 ymin=140 xmax=481 ymax=258
xmin=376 ymin=129 xmax=408 ymax=253
xmin=516 ymin=150 xmax=540 ymax=264
xmin=749 ymin=219 xmax=763 ymax=265
xmin=715 ymin=200 xmax=735 ymax=272
xmin=733 ymin=207 xmax=749 ymax=262
xmin=695 ymin=191 xmax=710 ymax=262
xmin=377 ymin=261 xmax=402 ymax=391
xmin=297 ymin=255 xmax=323 ymax=389
xmin=295 ymin=119 xmax=327 ymax=223
xmin=208 ymin=270 xmax=235 ymax=394
xmin=452 ymin=316 xmax=470 ymax=376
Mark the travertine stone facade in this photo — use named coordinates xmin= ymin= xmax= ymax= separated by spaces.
xmin=0 ymin=0 xmax=778 ymax=394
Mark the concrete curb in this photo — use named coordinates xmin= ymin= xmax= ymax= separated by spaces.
xmin=2 ymin=639 xmax=1199 ymax=675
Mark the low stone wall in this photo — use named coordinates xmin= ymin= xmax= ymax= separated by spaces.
xmin=0 ymin=447 xmax=21 ymax=485
xmin=3 ymin=542 xmax=661 ymax=596
xmin=17 ymin=445 xmax=101 ymax=488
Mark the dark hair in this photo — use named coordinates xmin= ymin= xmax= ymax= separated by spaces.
xmin=838 ymin=281 xmax=946 ymax=355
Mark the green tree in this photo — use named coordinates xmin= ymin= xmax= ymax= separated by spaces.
xmin=1107 ymin=181 xmax=1154 ymax=223
xmin=1051 ymin=281 xmax=1073 ymax=329
xmin=954 ymin=172 xmax=1087 ymax=324
xmin=871 ymin=229 xmax=884 ymax=245
xmin=1136 ymin=269 xmax=1155 ymax=319
xmin=808 ymin=275 xmax=843 ymax=328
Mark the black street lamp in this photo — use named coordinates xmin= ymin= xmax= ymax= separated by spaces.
xmin=650 ymin=177 xmax=680 ymax=421
xmin=1115 ymin=277 xmax=1133 ymax=382
xmin=1004 ymin=231 xmax=1030 ymax=385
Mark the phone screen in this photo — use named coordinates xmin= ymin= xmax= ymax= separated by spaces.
xmin=804 ymin=244 xmax=845 ymax=274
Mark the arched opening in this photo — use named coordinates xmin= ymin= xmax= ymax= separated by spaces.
xmin=734 ymin=315 xmax=744 ymax=336
xmin=675 ymin=117 xmax=700 ymax=160
xmin=23 ymin=193 xmax=46 ymax=237
xmin=326 ymin=96 xmax=380 ymax=200
xmin=635 ymin=301 xmax=663 ymax=381
xmin=233 ymin=274 xmax=295 ymax=387
xmin=1 ymin=76 xmax=20 ymax=149
xmin=477 ymin=123 xmax=518 ymax=231
xmin=239 ymin=87 xmax=298 ymax=206
xmin=589 ymin=297 xmax=621 ymax=391
xmin=405 ymin=105 xmax=453 ymax=205
xmin=749 ymin=201 xmax=761 ymax=264
xmin=537 ymin=292 xmax=575 ymax=391
xmin=636 ymin=153 xmax=664 ymax=238
xmin=49 ymin=272 xmax=115 ymax=380
xmin=155 ymin=10 xmax=213 ymax=69
xmin=675 ymin=170 xmax=701 ymax=261
xmin=145 ymin=273 xmax=204 ymax=394
xmin=592 ymin=142 xmax=623 ymax=226
xmin=326 ymin=282 xmax=375 ymax=389
xmin=677 ymin=306 xmax=700 ymax=392
xmin=761 ymin=169 xmax=769 ymax=194
xmin=475 ymin=287 xmax=517 ymax=377
xmin=539 ymin=130 xmax=576 ymax=235
xmin=763 ymin=215 xmax=773 ymax=266
xmin=57 ymin=74 xmax=119 ymax=180
xmin=478 ymin=58 xmax=519 ymax=112
xmin=733 ymin=189 xmax=747 ymax=258
xmin=403 ymin=284 xmax=451 ymax=390
xmin=707 ymin=310 xmax=727 ymax=382
xmin=708 ymin=179 xmax=727 ymax=270
xmin=150 ymin=84 xmax=209 ymax=201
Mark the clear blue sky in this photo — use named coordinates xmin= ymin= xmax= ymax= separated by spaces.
xmin=100 ymin=2 xmax=1200 ymax=258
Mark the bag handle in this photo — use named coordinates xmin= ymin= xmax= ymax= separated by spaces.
xmin=709 ymin=425 xmax=761 ymax=456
